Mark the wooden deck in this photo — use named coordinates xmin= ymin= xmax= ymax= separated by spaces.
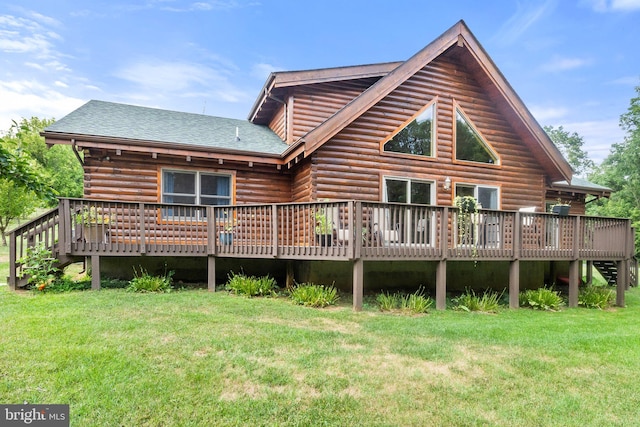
xmin=8 ymin=198 xmax=637 ymax=310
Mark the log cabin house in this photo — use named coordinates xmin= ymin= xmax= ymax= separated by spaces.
xmin=8 ymin=20 xmax=636 ymax=309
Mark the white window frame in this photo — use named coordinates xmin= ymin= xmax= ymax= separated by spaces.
xmin=381 ymin=176 xmax=436 ymax=247
xmin=161 ymin=169 xmax=233 ymax=220
xmin=454 ymin=183 xmax=500 ymax=210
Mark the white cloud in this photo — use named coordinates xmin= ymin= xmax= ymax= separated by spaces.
xmin=250 ymin=62 xmax=281 ymax=80
xmin=541 ymin=56 xmax=591 ymax=72
xmin=114 ymin=59 xmax=250 ymax=105
xmin=588 ymin=0 xmax=640 ymax=11
xmin=556 ymin=118 xmax=624 ymax=163
xmin=530 ymin=105 xmax=569 ymax=122
xmin=0 ymin=79 xmax=85 ymax=130
xmin=493 ymin=0 xmax=558 ymax=45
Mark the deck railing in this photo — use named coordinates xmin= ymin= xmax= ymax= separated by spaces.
xmin=7 ymin=198 xmax=637 ymax=288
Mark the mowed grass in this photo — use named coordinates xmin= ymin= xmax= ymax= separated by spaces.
xmin=1 ymin=286 xmax=640 ymax=426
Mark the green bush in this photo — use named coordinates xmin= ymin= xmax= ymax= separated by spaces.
xmin=376 ymin=288 xmax=433 ymax=314
xmin=20 ymin=243 xmax=61 ymax=291
xmin=289 ymin=283 xmax=339 ymax=308
xmin=579 ymin=285 xmax=615 ymax=309
xmin=127 ymin=267 xmax=174 ymax=293
xmin=519 ymin=287 xmax=564 ymax=311
xmin=453 ymin=288 xmax=503 ymax=313
xmin=225 ymin=273 xmax=277 ymax=297
xmin=43 ymin=276 xmax=91 ymax=293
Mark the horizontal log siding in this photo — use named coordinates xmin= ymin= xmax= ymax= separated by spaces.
xmin=312 ymin=53 xmax=546 ymax=209
xmin=290 ymin=78 xmax=379 ymax=141
xmin=84 ymin=151 xmax=292 ymax=204
xmin=291 ymin=161 xmax=313 ymax=202
xmin=268 ymin=104 xmax=286 ymax=141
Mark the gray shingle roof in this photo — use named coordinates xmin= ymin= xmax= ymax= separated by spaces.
xmin=45 ymin=100 xmax=288 ymax=155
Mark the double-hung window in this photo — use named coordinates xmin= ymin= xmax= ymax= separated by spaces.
xmin=162 ymin=170 xmax=232 ymax=219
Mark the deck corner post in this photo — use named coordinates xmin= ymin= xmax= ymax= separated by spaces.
xmin=568 ymin=259 xmax=579 ymax=307
xmin=509 ymin=259 xmax=520 ymax=308
xmin=352 ymin=258 xmax=363 ymax=311
xmin=436 ymin=259 xmax=447 ymax=310
xmin=616 ymin=259 xmax=626 ymax=307
xmin=91 ymin=255 xmax=101 ymax=290
xmin=207 ymin=255 xmax=216 ymax=292
xmin=8 ymin=230 xmax=16 ymax=291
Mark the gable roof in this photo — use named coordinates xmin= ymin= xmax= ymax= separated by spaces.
xmin=45 ymin=100 xmax=288 ymax=156
xmin=281 ymin=20 xmax=572 ymax=183
xmin=249 ymin=62 xmax=401 ymax=125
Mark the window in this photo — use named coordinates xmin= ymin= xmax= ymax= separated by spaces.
xmin=455 ymin=184 xmax=499 ymax=209
xmin=383 ymin=103 xmax=435 ymax=157
xmin=384 ymin=177 xmax=433 ymax=204
xmin=455 ymin=108 xmax=498 ymax=164
xmin=162 ymin=170 xmax=232 ymax=206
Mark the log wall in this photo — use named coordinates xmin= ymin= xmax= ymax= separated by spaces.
xmin=304 ymin=53 xmax=546 ymax=210
xmin=83 ymin=150 xmax=291 ymax=204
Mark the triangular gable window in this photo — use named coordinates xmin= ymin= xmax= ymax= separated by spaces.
xmin=383 ymin=103 xmax=434 ymax=157
xmin=455 ymin=108 xmax=498 ymax=164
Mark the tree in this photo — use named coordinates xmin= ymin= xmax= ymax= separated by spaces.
xmin=6 ymin=118 xmax=83 ymax=201
xmin=0 ymin=141 xmax=57 ymax=204
xmin=544 ymin=125 xmax=595 ymax=177
xmin=0 ymin=178 xmax=37 ymax=245
xmin=589 ymin=84 xmax=640 ymax=255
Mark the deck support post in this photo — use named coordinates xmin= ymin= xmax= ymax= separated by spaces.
xmin=509 ymin=260 xmax=520 ymax=308
xmin=285 ymin=261 xmax=295 ymax=291
xmin=91 ymin=255 xmax=100 ymax=290
xmin=207 ymin=256 xmax=216 ymax=292
xmin=352 ymin=258 xmax=363 ymax=311
xmin=585 ymin=260 xmax=593 ymax=285
xmin=436 ymin=260 xmax=446 ymax=310
xmin=616 ymin=259 xmax=626 ymax=307
xmin=568 ymin=260 xmax=579 ymax=307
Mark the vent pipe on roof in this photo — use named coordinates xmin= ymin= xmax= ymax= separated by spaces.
xmin=235 ymin=127 xmax=240 ymax=141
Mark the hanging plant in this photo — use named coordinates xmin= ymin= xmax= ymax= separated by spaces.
xmin=454 ymin=196 xmax=480 ymax=260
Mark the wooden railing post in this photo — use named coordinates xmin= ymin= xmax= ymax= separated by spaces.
xmin=139 ymin=203 xmax=146 ymax=254
xmin=271 ymin=204 xmax=279 ymax=257
xmin=353 ymin=201 xmax=362 ymax=260
xmin=207 ymin=206 xmax=216 ymax=256
xmin=60 ymin=199 xmax=71 ymax=255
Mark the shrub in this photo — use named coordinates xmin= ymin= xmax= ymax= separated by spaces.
xmin=453 ymin=288 xmax=503 ymax=313
xmin=225 ymin=273 xmax=277 ymax=297
xmin=290 ymin=283 xmax=339 ymax=308
xmin=20 ymin=243 xmax=60 ymax=291
xmin=127 ymin=267 xmax=174 ymax=293
xmin=43 ymin=276 xmax=91 ymax=293
xmin=376 ymin=288 xmax=433 ymax=314
xmin=519 ymin=287 xmax=564 ymax=311
xmin=579 ymin=285 xmax=614 ymax=309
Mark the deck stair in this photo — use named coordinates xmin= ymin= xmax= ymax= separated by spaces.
xmin=593 ymin=260 xmax=618 ymax=285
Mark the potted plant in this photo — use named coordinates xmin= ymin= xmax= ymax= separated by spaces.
xmin=314 ymin=208 xmax=333 ymax=247
xmin=76 ymin=206 xmax=111 ymax=243
xmin=219 ymin=222 xmax=235 ymax=245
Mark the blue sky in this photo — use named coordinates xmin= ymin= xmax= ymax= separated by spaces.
xmin=1 ymin=0 xmax=639 ymax=164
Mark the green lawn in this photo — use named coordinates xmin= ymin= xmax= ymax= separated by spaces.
xmin=1 ymin=286 xmax=639 ymax=426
